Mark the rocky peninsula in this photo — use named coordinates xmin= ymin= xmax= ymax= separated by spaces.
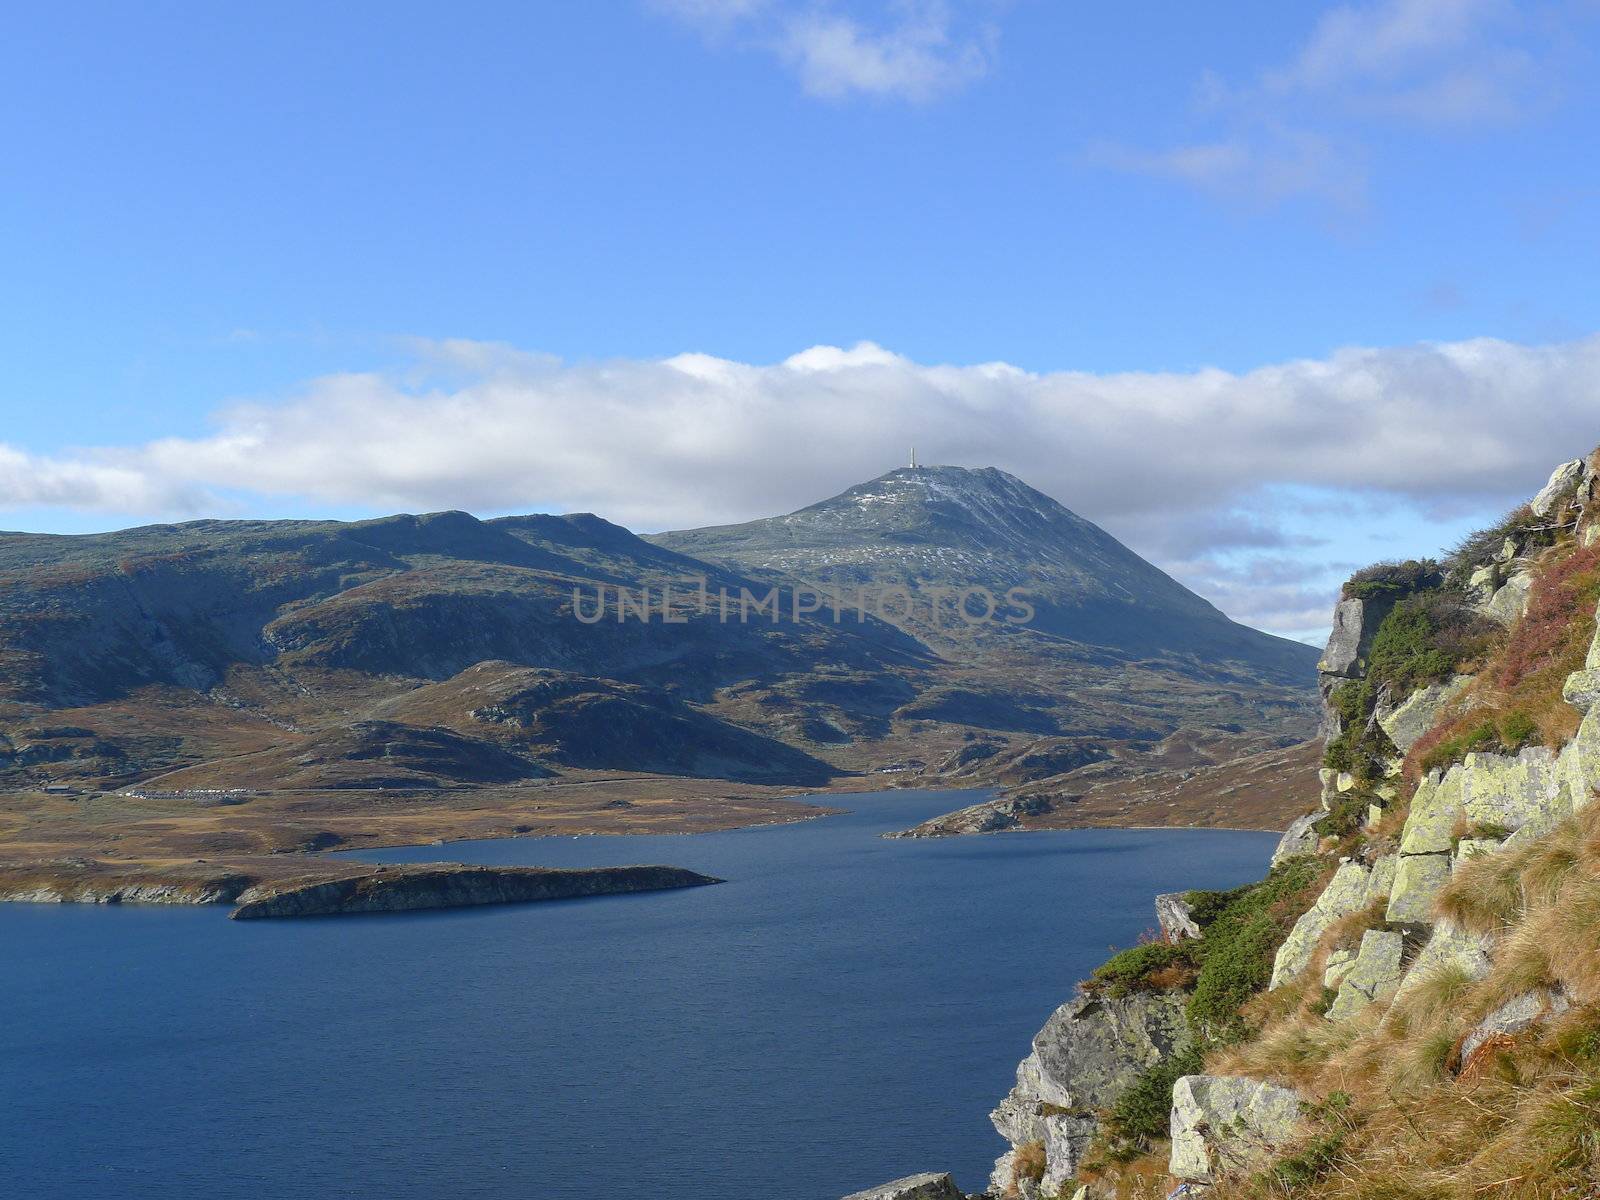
xmin=229 ymin=862 xmax=720 ymax=918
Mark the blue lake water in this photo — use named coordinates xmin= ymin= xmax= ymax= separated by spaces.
xmin=2 ymin=790 xmax=1276 ymax=1199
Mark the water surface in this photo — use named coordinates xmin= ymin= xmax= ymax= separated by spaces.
xmin=2 ymin=789 xmax=1276 ymax=1199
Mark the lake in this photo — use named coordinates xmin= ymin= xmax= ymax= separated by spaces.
xmin=1 ymin=789 xmax=1277 ymax=1199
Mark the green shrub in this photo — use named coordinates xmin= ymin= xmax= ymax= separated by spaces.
xmin=1186 ymin=856 xmax=1324 ymax=1044
xmin=1086 ymin=940 xmax=1192 ymax=998
xmin=1103 ymin=1043 xmax=1203 ymax=1147
xmin=1342 ymin=559 xmax=1442 ymax=602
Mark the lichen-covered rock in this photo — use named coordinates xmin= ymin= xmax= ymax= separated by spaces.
xmin=1561 ymin=668 xmax=1600 ymax=715
xmin=1557 ymin=703 xmax=1600 ymax=811
xmin=991 ymin=988 xmax=1190 ymax=1185
xmin=1378 ymin=675 xmax=1471 ymax=752
xmin=839 ymin=1172 xmax=965 ymax=1200
xmin=1270 ymin=810 xmax=1325 ymax=866
xmin=1385 ymin=853 xmax=1450 ymax=926
xmin=1156 ymin=892 xmax=1202 ymax=941
xmin=1399 ymin=749 xmax=1571 ymax=863
xmin=1327 ymin=930 xmax=1405 ymax=1020
xmin=1399 ymin=769 xmax=1464 ymax=855
xmin=1458 ymin=988 xmax=1570 ymax=1066
xmin=1460 ymin=747 xmax=1570 ymax=834
xmin=1168 ymin=1075 xmax=1303 ymax=1183
xmin=1323 ymin=947 xmax=1358 ymax=990
xmin=1394 ymin=920 xmax=1492 ymax=1000
xmin=1271 ymin=860 xmax=1372 ymax=988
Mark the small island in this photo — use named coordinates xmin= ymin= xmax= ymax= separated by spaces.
xmin=228 ymin=862 xmax=722 ymax=919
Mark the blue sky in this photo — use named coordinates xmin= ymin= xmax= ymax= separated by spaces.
xmin=3 ymin=1 xmax=1599 ymax=640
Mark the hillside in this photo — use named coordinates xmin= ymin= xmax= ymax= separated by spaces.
xmin=855 ymin=450 xmax=1600 ymax=1200
xmin=0 ymin=467 xmax=1317 ymax=898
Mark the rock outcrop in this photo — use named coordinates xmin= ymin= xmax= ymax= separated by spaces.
xmin=229 ymin=863 xmax=720 ymax=918
xmin=1458 ymin=987 xmax=1570 ymax=1069
xmin=1155 ymin=892 xmax=1202 ymax=941
xmin=1168 ymin=1075 xmax=1303 ymax=1183
xmin=1270 ymin=856 xmax=1392 ymax=988
xmin=838 ymin=1173 xmax=965 ymax=1200
xmin=989 ymin=989 xmax=1189 ymax=1193
xmin=1326 ymin=929 xmax=1405 ymax=1020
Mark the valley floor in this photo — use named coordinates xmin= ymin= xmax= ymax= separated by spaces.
xmin=0 ymin=739 xmax=1318 ymax=906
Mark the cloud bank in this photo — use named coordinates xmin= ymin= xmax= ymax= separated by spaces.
xmin=5 ymin=332 xmax=1597 ymax=638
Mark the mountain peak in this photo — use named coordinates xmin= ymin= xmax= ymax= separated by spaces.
xmin=650 ymin=467 xmax=1318 ymax=679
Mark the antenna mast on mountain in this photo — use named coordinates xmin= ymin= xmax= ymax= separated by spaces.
xmin=909 ymin=446 xmax=917 ymax=469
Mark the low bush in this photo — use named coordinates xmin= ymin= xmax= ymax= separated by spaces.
xmin=1103 ymin=1043 xmax=1203 ymax=1148
xmin=1085 ymin=940 xmax=1194 ymax=998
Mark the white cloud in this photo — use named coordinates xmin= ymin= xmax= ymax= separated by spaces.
xmin=777 ymin=6 xmax=991 ymax=101
xmin=6 ymin=332 xmax=1599 ymax=637
xmin=1096 ymin=0 xmax=1573 ymax=211
xmin=1268 ymin=0 xmax=1512 ymax=93
xmin=654 ymin=0 xmax=993 ymax=102
xmin=1089 ymin=128 xmax=1366 ymax=213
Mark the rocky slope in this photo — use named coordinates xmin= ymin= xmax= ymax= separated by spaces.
xmin=850 ymin=449 xmax=1600 ymax=1199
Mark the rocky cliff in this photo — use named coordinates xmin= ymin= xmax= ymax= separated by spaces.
xmin=849 ymin=448 xmax=1600 ymax=1199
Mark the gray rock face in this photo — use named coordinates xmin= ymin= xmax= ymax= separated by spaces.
xmin=1458 ymin=988 xmax=1570 ymax=1066
xmin=991 ymin=989 xmax=1189 ymax=1187
xmin=1531 ymin=458 xmax=1585 ymax=518
xmin=1168 ymin=1075 xmax=1303 ymax=1183
xmin=839 ymin=1173 xmax=965 ymax=1200
xmin=1326 ymin=929 xmax=1405 ymax=1020
xmin=1319 ymin=597 xmax=1372 ymax=678
xmin=1270 ymin=810 xmax=1325 ymax=866
xmin=1156 ymin=892 xmax=1202 ymax=941
xmin=1562 ymin=668 xmax=1600 ymax=715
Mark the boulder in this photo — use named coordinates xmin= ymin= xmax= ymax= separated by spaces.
xmin=1467 ymin=563 xmax=1503 ymax=605
xmin=1394 ymin=921 xmax=1492 ymax=1000
xmin=1385 ymin=853 xmax=1450 ymax=927
xmin=1326 ymin=930 xmax=1405 ymax=1020
xmin=1156 ymin=892 xmax=1202 ymax=941
xmin=1458 ymin=988 xmax=1570 ymax=1067
xmin=1319 ymin=597 xmax=1372 ymax=678
xmin=1484 ymin=571 xmax=1534 ymax=627
xmin=1399 ymin=749 xmax=1571 ymax=862
xmin=1378 ymin=676 xmax=1471 ymax=753
xmin=1530 ymin=458 xmax=1585 ymax=518
xmin=1270 ymin=860 xmax=1373 ymax=988
xmin=840 ymin=1173 xmax=965 ymax=1200
xmin=1399 ymin=769 xmax=1463 ymax=855
xmin=1271 ymin=810 xmax=1325 ymax=866
xmin=1561 ymin=669 xmax=1600 ymax=715
xmin=1168 ymin=1075 xmax=1303 ymax=1183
